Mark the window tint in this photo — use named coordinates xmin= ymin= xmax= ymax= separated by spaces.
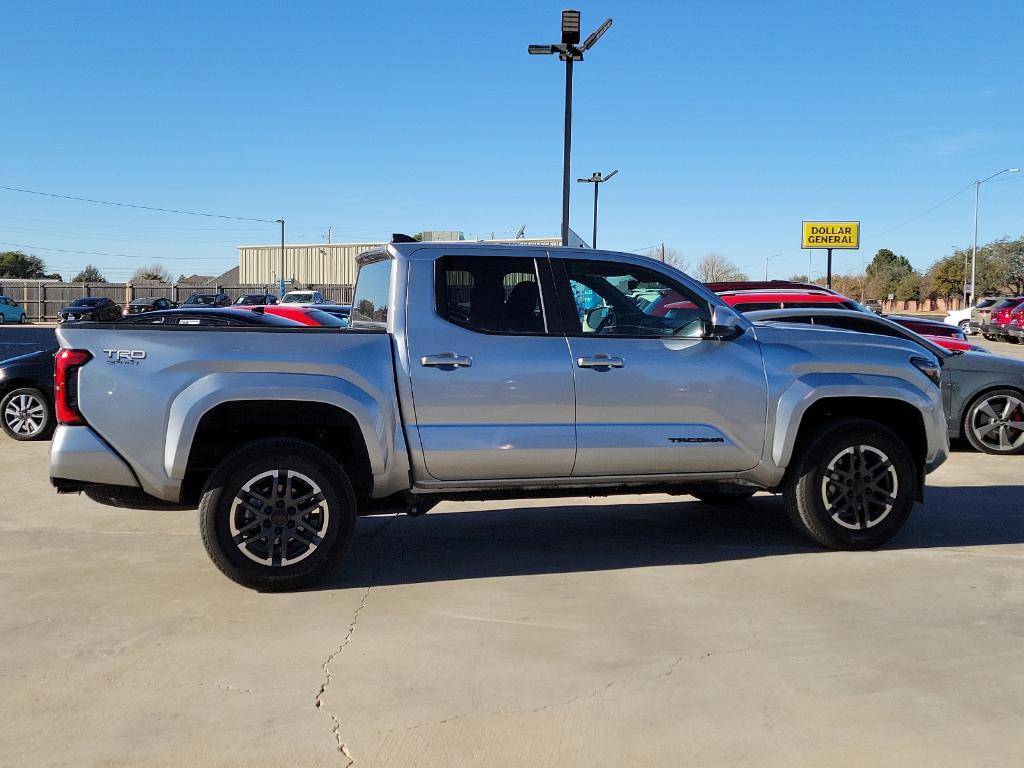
xmin=350 ymin=259 xmax=392 ymax=329
xmin=732 ymin=301 xmax=783 ymax=313
xmin=561 ymin=259 xmax=710 ymax=338
xmin=437 ymin=256 xmax=545 ymax=335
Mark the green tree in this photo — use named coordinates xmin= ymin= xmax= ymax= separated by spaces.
xmin=925 ymin=251 xmax=968 ymax=300
xmin=130 ymin=264 xmax=172 ymax=283
xmin=865 ymin=248 xmax=915 ymax=299
xmin=989 ymin=236 xmax=1024 ymax=295
xmin=72 ymin=264 xmax=107 ymax=283
xmin=0 ymin=250 xmax=49 ymax=279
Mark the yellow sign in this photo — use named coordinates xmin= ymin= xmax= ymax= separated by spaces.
xmin=801 ymin=221 xmax=860 ymax=249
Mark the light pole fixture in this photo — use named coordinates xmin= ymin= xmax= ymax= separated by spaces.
xmin=764 ymin=252 xmax=782 ymax=281
xmin=576 ymin=169 xmax=618 ymax=249
xmin=529 ymin=10 xmax=613 ymax=246
xmin=276 ymin=218 xmax=286 ymax=298
xmin=970 ymin=167 xmax=1019 ymax=304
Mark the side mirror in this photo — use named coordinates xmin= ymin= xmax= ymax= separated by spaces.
xmin=584 ymin=305 xmax=610 ymax=330
xmin=704 ymin=305 xmax=745 ymax=341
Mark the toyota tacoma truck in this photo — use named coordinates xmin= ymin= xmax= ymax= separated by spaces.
xmin=50 ymin=242 xmax=949 ymax=590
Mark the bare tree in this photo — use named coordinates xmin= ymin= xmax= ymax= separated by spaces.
xmin=696 ymin=253 xmax=745 ymax=282
xmin=647 ymin=246 xmax=690 ymax=273
xmin=130 ymin=264 xmax=172 ymax=283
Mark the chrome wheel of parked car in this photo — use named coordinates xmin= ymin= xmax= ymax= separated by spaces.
xmin=1 ymin=388 xmax=51 ymax=441
xmin=199 ymin=437 xmax=357 ymax=590
xmin=964 ymin=390 xmax=1024 ymax=455
xmin=820 ymin=445 xmax=898 ymax=530
xmin=958 ymin=320 xmax=969 ymax=334
xmin=230 ymin=469 xmax=331 ymax=567
xmin=784 ymin=418 xmax=915 ymax=549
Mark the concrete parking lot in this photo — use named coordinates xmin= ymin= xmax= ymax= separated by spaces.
xmin=1 ymin=330 xmax=1023 ymax=767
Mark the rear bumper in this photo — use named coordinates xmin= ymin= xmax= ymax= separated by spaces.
xmin=49 ymin=425 xmax=139 ymax=490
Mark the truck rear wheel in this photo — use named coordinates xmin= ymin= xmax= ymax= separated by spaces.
xmin=783 ymin=418 xmax=915 ymax=550
xmin=199 ymin=438 xmax=357 ymax=591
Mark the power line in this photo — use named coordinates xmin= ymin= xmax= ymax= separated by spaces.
xmin=0 ymin=185 xmax=277 ymax=223
xmin=0 ymin=241 xmax=236 ymax=260
xmin=863 ymin=183 xmax=974 ymax=241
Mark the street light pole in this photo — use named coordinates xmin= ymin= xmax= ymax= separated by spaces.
xmin=276 ymin=218 xmax=285 ymax=298
xmin=764 ymin=252 xmax=782 ymax=281
xmin=970 ymin=167 xmax=1019 ymax=305
xmin=576 ymin=169 xmax=618 ymax=248
xmin=529 ymin=11 xmax=613 ymax=247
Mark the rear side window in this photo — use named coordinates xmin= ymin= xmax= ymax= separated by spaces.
xmin=350 ymin=259 xmax=392 ymax=330
xmin=732 ymin=301 xmax=783 ymax=313
xmin=436 ymin=256 xmax=546 ymax=335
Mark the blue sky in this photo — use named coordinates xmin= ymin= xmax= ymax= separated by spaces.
xmin=2 ymin=0 xmax=1022 ymax=281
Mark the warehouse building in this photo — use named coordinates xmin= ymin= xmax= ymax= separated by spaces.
xmin=237 ymin=230 xmax=586 ymax=286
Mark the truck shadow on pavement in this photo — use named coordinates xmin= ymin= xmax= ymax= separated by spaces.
xmin=316 ymin=485 xmax=1023 ymax=590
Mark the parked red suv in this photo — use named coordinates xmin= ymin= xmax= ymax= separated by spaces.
xmin=1008 ymin=304 xmax=1024 ymax=343
xmin=988 ymin=297 xmax=1024 ymax=343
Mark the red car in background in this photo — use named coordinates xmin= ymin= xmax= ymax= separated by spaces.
xmin=1008 ymin=304 xmax=1024 ymax=343
xmin=236 ymin=305 xmax=348 ymax=327
xmin=682 ymin=281 xmax=978 ymax=353
xmin=989 ymin=297 xmax=1024 ymax=343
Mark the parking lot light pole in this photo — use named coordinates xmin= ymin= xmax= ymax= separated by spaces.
xmin=970 ymin=168 xmax=1019 ymax=305
xmin=764 ymin=252 xmax=782 ymax=281
xmin=276 ymin=219 xmax=285 ymax=298
xmin=529 ymin=11 xmax=613 ymax=246
xmin=576 ymin=169 xmax=617 ymax=249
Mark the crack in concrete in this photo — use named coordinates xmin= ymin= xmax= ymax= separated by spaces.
xmin=314 ymin=514 xmax=398 ymax=765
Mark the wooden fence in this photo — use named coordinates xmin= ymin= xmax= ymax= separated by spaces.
xmin=0 ymin=281 xmax=355 ymax=320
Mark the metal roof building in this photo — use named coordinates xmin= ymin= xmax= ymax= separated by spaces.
xmin=237 ymin=230 xmax=586 ymax=286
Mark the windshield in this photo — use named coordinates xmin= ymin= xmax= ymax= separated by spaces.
xmin=282 ymin=293 xmax=314 ymax=303
xmin=235 ymin=295 xmax=269 ymax=305
xmin=185 ymin=295 xmax=217 ymax=305
xmin=71 ymin=298 xmax=105 ymax=306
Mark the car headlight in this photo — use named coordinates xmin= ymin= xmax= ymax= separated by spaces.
xmin=910 ymin=355 xmax=941 ymax=386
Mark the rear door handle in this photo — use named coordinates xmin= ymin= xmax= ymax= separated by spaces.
xmin=421 ymin=353 xmax=473 ymax=368
xmin=577 ymin=354 xmax=624 ymax=369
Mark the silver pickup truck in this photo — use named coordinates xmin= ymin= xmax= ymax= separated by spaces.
xmin=50 ymin=242 xmax=949 ymax=590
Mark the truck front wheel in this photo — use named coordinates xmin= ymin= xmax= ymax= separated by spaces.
xmin=199 ymin=438 xmax=357 ymax=591
xmin=783 ymin=418 xmax=916 ymax=550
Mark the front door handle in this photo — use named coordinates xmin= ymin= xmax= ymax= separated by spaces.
xmin=577 ymin=354 xmax=625 ymax=369
xmin=421 ymin=352 xmax=473 ymax=368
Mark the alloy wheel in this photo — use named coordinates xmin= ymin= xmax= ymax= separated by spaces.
xmin=3 ymin=392 xmax=46 ymax=437
xmin=229 ymin=469 xmax=330 ymax=567
xmin=820 ymin=445 xmax=898 ymax=530
xmin=970 ymin=394 xmax=1024 ymax=452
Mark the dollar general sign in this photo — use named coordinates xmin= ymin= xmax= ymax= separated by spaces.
xmin=801 ymin=221 xmax=860 ymax=249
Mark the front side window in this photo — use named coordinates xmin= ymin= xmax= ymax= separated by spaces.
xmin=560 ymin=259 xmax=711 ymax=338
xmin=436 ymin=256 xmax=546 ymax=335
xmin=350 ymin=259 xmax=392 ymax=329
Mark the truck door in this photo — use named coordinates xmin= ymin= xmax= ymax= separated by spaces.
xmin=404 ymin=251 xmax=576 ymax=481
xmin=552 ymin=256 xmax=768 ymax=476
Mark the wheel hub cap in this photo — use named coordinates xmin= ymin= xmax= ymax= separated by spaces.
xmin=4 ymin=394 xmax=45 ymax=436
xmin=971 ymin=394 xmax=1024 ymax=452
xmin=820 ymin=445 xmax=898 ymax=530
xmin=229 ymin=470 xmax=329 ymax=567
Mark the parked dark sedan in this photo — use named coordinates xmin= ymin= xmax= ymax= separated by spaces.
xmin=0 ymin=347 xmax=57 ymax=440
xmin=183 ymin=292 xmax=231 ymax=308
xmin=233 ymin=293 xmax=278 ymax=306
xmin=316 ymin=303 xmax=351 ymax=324
xmin=747 ymin=307 xmax=1024 ymax=455
xmin=124 ymin=296 xmax=178 ymax=316
xmin=58 ymin=297 xmax=122 ymax=322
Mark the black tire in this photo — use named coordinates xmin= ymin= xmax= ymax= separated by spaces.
xmin=0 ymin=314 xmax=5 ymax=325
xmin=783 ymin=418 xmax=916 ymax=550
xmin=19 ymin=313 xmax=27 ymax=325
xmin=199 ymin=438 xmax=357 ymax=591
xmin=962 ymin=388 xmax=1024 ymax=455
xmin=958 ymin=320 xmax=969 ymax=334
xmin=1 ymin=387 xmax=54 ymax=441
xmin=691 ymin=490 xmax=757 ymax=505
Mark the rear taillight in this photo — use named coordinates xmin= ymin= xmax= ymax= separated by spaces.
xmin=54 ymin=349 xmax=92 ymax=425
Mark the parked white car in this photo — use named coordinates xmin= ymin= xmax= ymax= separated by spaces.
xmin=945 ymin=306 xmax=975 ymax=335
xmin=280 ymin=290 xmax=324 ymax=306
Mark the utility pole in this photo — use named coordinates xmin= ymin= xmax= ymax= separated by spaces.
xmin=325 ymin=226 xmax=332 ymax=244
xmin=970 ymin=167 xmax=1020 ymax=304
xmin=660 ymin=243 xmax=665 ymax=262
xmin=276 ymin=218 xmax=286 ymax=298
